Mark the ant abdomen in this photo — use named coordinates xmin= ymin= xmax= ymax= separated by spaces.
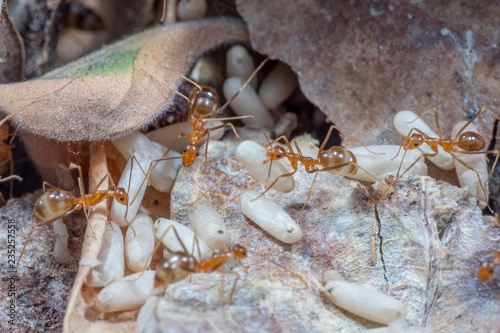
xmin=188 ymin=87 xmax=219 ymax=118
xmin=33 ymin=188 xmax=74 ymax=222
xmin=319 ymin=147 xmax=358 ymax=175
xmin=154 ymin=252 xmax=195 ymax=287
xmin=457 ymin=131 xmax=486 ymax=151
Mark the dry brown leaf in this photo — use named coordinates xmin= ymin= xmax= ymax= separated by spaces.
xmin=0 ymin=18 xmax=248 ymax=142
xmin=0 ymin=0 xmax=24 ymax=83
xmin=236 ymin=1 xmax=500 ymax=146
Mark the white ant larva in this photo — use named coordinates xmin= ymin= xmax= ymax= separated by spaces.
xmin=87 ymin=221 xmax=125 ymax=287
xmin=240 ymin=191 xmax=302 ymax=244
xmin=112 ymin=131 xmax=181 ymax=193
xmin=188 ymin=202 xmax=227 ymax=250
xmin=95 ymin=271 xmax=162 ymax=313
xmin=324 ymin=270 xmax=407 ymax=325
xmin=125 ymin=214 xmax=155 ymax=272
xmin=111 ymin=150 xmax=151 ymax=227
xmin=348 ymin=145 xmax=427 ymax=182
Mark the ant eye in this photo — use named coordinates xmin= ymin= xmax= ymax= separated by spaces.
xmin=413 ymin=142 xmax=419 ymax=147
xmin=243 ymin=251 xmax=247 ymax=256
xmin=183 ymin=148 xmax=188 ymax=153
xmin=196 ymin=152 xmax=200 ymax=156
xmin=2 ymin=139 xmax=6 ymax=143
xmin=276 ymin=154 xmax=281 ymax=158
xmin=120 ymin=197 xmax=125 ymax=201
xmin=490 ymin=269 xmax=494 ymax=273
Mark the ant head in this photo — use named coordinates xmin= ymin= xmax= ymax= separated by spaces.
xmin=182 ymin=144 xmax=200 ymax=167
xmin=114 ymin=188 xmax=128 ymax=205
xmin=188 ymin=87 xmax=219 ymax=118
xmin=404 ymin=133 xmax=424 ymax=150
xmin=267 ymin=146 xmax=286 ymax=161
xmin=458 ymin=131 xmax=485 ymax=151
xmin=477 ymin=260 xmax=495 ymax=282
xmin=233 ymin=244 xmax=248 ymax=259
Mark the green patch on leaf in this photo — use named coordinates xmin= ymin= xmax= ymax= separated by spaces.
xmin=72 ymin=49 xmax=139 ymax=77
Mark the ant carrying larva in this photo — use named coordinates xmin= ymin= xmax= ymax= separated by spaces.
xmin=238 ymin=125 xmax=379 ymax=222
xmin=391 ymin=108 xmax=500 ymax=212
xmin=143 ymin=52 xmax=271 ymax=172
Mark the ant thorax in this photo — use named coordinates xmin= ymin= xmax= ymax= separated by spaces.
xmin=33 ymin=188 xmax=74 ymax=222
xmin=319 ymin=146 xmax=358 ymax=175
xmin=188 ymin=87 xmax=219 ymax=118
xmin=457 ymin=131 xmax=486 ymax=151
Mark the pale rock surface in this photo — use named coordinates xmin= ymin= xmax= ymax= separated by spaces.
xmin=156 ymin=137 xmax=500 ymax=332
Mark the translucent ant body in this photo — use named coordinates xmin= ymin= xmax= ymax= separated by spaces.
xmin=477 ymin=250 xmax=500 ymax=282
xmin=254 ymin=125 xmax=376 ymax=216
xmin=392 ymin=108 xmax=500 ymax=211
xmin=153 ymin=226 xmax=247 ymax=303
xmin=150 ymin=56 xmax=269 ymax=170
xmin=17 ymin=166 xmax=129 ymax=273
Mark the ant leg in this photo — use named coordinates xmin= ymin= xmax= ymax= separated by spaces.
xmin=217 ymin=56 xmax=271 ymax=114
xmin=150 ymin=134 xmax=186 ymax=172
xmin=486 ymin=150 xmax=500 ymax=182
xmin=290 ymin=139 xmax=303 ymax=157
xmin=214 ymin=269 xmax=240 ymax=304
xmin=319 ymin=125 xmax=337 ymax=153
xmin=329 ymin=125 xmax=382 ymax=155
xmin=7 ymin=152 xmax=14 ymax=199
xmin=140 ymin=67 xmax=191 ymax=102
xmin=42 ymin=181 xmax=57 ymax=193
xmin=16 ymin=208 xmax=76 ymax=274
xmin=128 ymin=155 xmax=152 ymax=206
xmin=266 ymin=258 xmax=308 ymax=289
xmin=404 ymin=108 xmax=442 ymax=138
xmin=455 ymin=108 xmax=500 ymax=139
xmin=450 ymin=151 xmax=493 ymax=212
xmin=69 ymin=164 xmax=97 ymax=239
xmin=157 ymin=225 xmax=190 ymax=254
xmin=251 ymin=169 xmax=298 ymax=201
xmin=189 ymin=168 xmax=228 ymax=207
xmin=264 ymin=135 xmax=288 ymax=148
xmin=296 ymin=171 xmax=319 ymax=223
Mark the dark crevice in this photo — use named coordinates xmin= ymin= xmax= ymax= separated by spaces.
xmin=484 ymin=117 xmax=499 ymax=215
xmin=373 ymin=202 xmax=388 ymax=284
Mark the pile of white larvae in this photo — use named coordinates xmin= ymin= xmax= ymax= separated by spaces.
xmin=224 ymin=45 xmax=300 ymax=136
xmin=85 ymin=45 xmax=303 ymax=313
